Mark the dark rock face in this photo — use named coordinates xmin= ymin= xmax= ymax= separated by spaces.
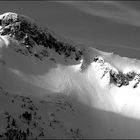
xmin=110 ymin=70 xmax=129 ymax=87
xmin=93 ymin=56 xmax=140 ymax=88
xmin=0 ymin=12 xmax=83 ymax=62
xmin=0 ymin=112 xmax=28 ymax=140
xmin=110 ymin=70 xmax=140 ymax=88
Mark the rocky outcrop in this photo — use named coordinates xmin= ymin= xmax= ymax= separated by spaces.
xmin=0 ymin=12 xmax=83 ymax=62
xmin=93 ymin=56 xmax=140 ymax=88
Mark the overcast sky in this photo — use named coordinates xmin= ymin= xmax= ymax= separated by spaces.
xmin=0 ymin=1 xmax=140 ymax=59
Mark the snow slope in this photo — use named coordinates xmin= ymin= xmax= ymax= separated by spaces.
xmin=1 ymin=12 xmax=140 ymax=139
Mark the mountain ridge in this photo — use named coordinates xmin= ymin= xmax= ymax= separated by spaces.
xmin=1 ymin=12 xmax=140 ymax=139
xmin=0 ymin=12 xmax=83 ymax=64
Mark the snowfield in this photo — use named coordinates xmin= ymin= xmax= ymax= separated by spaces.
xmin=1 ymin=12 xmax=140 ymax=139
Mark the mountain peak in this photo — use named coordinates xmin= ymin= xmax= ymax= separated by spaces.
xmin=0 ymin=12 xmax=83 ymax=63
xmin=92 ymin=56 xmax=140 ymax=88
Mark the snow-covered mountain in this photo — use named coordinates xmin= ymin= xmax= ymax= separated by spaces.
xmin=1 ymin=12 xmax=140 ymax=139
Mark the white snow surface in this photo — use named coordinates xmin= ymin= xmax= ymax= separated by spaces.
xmin=1 ymin=12 xmax=140 ymax=139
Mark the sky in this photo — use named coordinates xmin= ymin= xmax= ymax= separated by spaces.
xmin=0 ymin=1 xmax=140 ymax=59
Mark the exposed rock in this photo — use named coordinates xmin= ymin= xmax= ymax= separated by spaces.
xmin=93 ymin=56 xmax=140 ymax=88
xmin=0 ymin=12 xmax=83 ymax=62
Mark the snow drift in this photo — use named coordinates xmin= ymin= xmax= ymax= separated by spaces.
xmin=1 ymin=12 xmax=140 ymax=138
xmin=1 ymin=12 xmax=140 ymax=119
